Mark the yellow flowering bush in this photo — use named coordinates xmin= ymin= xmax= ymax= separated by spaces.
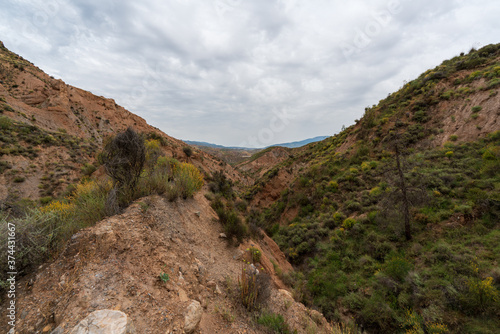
xmin=175 ymin=162 xmax=204 ymax=199
xmin=467 ymin=276 xmax=499 ymax=311
xmin=401 ymin=309 xmax=448 ymax=334
xmin=39 ymin=200 xmax=74 ymax=218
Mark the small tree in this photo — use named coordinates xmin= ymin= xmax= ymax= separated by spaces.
xmin=380 ymin=121 xmax=427 ymax=241
xmin=101 ymin=128 xmax=145 ymax=206
xmin=393 ymin=141 xmax=412 ymax=241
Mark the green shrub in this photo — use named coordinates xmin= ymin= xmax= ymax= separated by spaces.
xmin=343 ymin=291 xmax=366 ymax=310
xmin=0 ymin=179 xmax=109 ymax=299
xmin=0 ymin=210 xmax=58 ymax=281
xmin=208 ymin=170 xmax=233 ymax=198
xmin=213 ymin=201 xmax=247 ymax=243
xmin=248 ymin=246 xmax=261 ymax=263
xmin=39 ymin=196 xmax=53 ymax=205
xmin=486 ymin=77 xmax=500 ymax=89
xmin=384 ymin=256 xmax=412 ymax=281
xmin=182 ymin=146 xmax=193 ymax=157
xmin=471 ymin=105 xmax=482 ymax=113
xmin=235 ymin=200 xmax=247 ymax=212
xmin=81 ymin=163 xmax=97 ymax=176
xmin=222 ymin=210 xmax=247 ymax=243
xmin=344 ymin=201 xmax=362 ymax=214
xmin=165 ymin=182 xmax=181 ymax=202
xmin=413 ymin=110 xmax=429 ymax=123
xmin=333 ymin=211 xmax=346 ymax=226
xmin=401 ymin=309 xmax=448 ymax=334
xmin=482 ymin=149 xmax=496 ymax=161
xmin=257 ymin=311 xmax=290 ymax=333
xmin=139 ymin=156 xmax=175 ymax=195
xmin=0 ymin=116 xmax=13 ymax=130
xmin=13 ymin=176 xmax=25 ymax=183
xmin=327 ymin=180 xmax=339 ymax=192
xmin=440 ymin=90 xmax=454 ymax=100
xmin=158 ymin=272 xmax=170 ymax=283
xmin=342 ymin=218 xmax=357 ymax=229
xmin=449 ymin=135 xmax=458 ymax=142
xmin=0 ymin=161 xmax=12 ymax=174
xmin=69 ymin=180 xmax=109 ymax=227
xmin=369 ymin=186 xmax=382 ymax=197
xmin=359 ymin=293 xmax=395 ymax=331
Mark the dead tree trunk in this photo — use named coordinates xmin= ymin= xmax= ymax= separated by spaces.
xmin=394 ymin=142 xmax=412 ymax=241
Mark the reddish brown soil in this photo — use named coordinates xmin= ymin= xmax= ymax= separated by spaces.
xmin=4 ymin=192 xmax=332 ymax=333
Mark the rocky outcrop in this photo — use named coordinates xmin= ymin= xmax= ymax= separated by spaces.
xmin=184 ymin=300 xmax=203 ymax=333
xmin=70 ymin=310 xmax=135 ymax=334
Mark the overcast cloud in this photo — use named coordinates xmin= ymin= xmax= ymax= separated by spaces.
xmin=1 ymin=0 xmax=499 ymax=147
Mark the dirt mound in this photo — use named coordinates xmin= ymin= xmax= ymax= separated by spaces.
xmin=6 ymin=192 xmax=331 ymax=333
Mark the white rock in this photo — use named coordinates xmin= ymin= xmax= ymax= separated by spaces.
xmin=70 ymin=310 xmax=135 ymax=334
xmin=184 ymin=300 xmax=203 ymax=334
xmin=250 ymin=263 xmax=259 ymax=276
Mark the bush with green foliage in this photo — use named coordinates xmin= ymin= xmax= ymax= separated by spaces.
xmin=471 ymin=105 xmax=482 ymax=113
xmin=211 ymin=198 xmax=247 ymax=243
xmin=182 ymin=146 xmax=193 ymax=157
xmin=208 ymin=170 xmax=233 ymax=198
xmin=257 ymin=311 xmax=290 ymax=334
xmin=0 ymin=179 xmax=110 ymax=301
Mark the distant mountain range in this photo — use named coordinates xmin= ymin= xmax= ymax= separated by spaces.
xmin=184 ymin=135 xmax=329 ymax=150
xmin=268 ymin=136 xmax=330 ymax=148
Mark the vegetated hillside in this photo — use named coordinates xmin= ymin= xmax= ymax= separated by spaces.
xmin=0 ymin=41 xmax=248 ymax=205
xmin=242 ymin=44 xmax=500 ymax=333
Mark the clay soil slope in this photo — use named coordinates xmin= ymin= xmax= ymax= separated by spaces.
xmin=6 ymin=192 xmax=332 ymax=334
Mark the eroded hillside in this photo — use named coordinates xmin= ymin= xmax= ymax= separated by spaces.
xmin=0 ymin=41 xmax=249 ymax=204
xmin=5 ymin=193 xmax=333 ymax=334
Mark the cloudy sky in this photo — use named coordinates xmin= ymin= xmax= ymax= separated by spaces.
xmin=1 ymin=0 xmax=499 ymax=147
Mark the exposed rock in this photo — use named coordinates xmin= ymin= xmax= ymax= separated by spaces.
xmin=232 ymin=249 xmax=245 ymax=260
xmin=178 ymin=288 xmax=189 ymax=302
xmin=219 ymin=233 xmax=227 ymax=238
xmin=50 ymin=326 xmax=64 ymax=334
xmin=206 ymin=280 xmax=216 ymax=289
xmin=267 ymin=289 xmax=332 ymax=334
xmin=249 ymin=263 xmax=259 ymax=276
xmin=70 ymin=310 xmax=135 ymax=334
xmin=184 ymin=300 xmax=202 ymax=334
